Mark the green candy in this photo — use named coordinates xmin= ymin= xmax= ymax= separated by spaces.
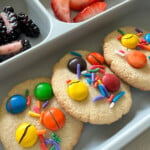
xmin=34 ymin=83 xmax=53 ymax=101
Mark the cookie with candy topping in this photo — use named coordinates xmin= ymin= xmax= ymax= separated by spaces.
xmin=51 ymin=50 xmax=132 ymax=124
xmin=0 ymin=77 xmax=83 ymax=150
xmin=103 ymin=26 xmax=150 ymax=90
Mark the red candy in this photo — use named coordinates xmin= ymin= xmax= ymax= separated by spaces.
xmin=86 ymin=52 xmax=105 ymax=65
xmin=41 ymin=108 xmax=65 ymax=131
xmin=102 ymin=73 xmax=120 ymax=92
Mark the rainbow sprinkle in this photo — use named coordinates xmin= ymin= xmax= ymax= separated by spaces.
xmin=117 ymin=29 xmax=125 ymax=35
xmin=77 ymin=63 xmax=81 ymax=79
xmin=70 ymin=51 xmax=82 ymax=57
xmin=93 ymin=95 xmax=105 ymax=102
xmin=109 ymin=91 xmax=125 ymax=108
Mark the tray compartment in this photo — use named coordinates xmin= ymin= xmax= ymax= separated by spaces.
xmin=0 ymin=0 xmax=52 ymax=64
xmin=0 ymin=0 xmax=150 ymax=150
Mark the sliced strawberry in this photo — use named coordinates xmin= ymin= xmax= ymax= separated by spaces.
xmin=51 ymin=0 xmax=71 ymax=22
xmin=70 ymin=0 xmax=101 ymax=11
xmin=73 ymin=2 xmax=107 ymax=22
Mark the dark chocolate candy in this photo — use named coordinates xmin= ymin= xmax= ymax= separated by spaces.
xmin=67 ymin=57 xmax=87 ymax=73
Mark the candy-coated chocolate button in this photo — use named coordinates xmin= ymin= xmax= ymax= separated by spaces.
xmin=144 ymin=33 xmax=150 ymax=43
xmin=102 ymin=73 xmax=120 ymax=92
xmin=34 ymin=83 xmax=53 ymax=101
xmin=42 ymin=108 xmax=65 ymax=131
xmin=126 ymin=50 xmax=147 ymax=68
xmin=86 ymin=52 xmax=105 ymax=65
xmin=67 ymin=80 xmax=88 ymax=101
xmin=67 ymin=57 xmax=87 ymax=73
xmin=16 ymin=122 xmax=38 ymax=148
xmin=121 ymin=34 xmax=139 ymax=49
xmin=6 ymin=95 xmax=27 ymax=114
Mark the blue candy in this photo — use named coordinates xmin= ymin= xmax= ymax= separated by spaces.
xmin=144 ymin=33 xmax=150 ymax=44
xmin=6 ymin=95 xmax=27 ymax=114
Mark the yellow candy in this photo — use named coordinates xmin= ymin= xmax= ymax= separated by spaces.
xmin=67 ymin=80 xmax=88 ymax=101
xmin=121 ymin=34 xmax=139 ymax=49
xmin=16 ymin=122 xmax=38 ymax=148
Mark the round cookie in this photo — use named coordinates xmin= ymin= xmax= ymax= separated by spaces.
xmin=52 ymin=50 xmax=132 ymax=124
xmin=0 ymin=77 xmax=83 ymax=150
xmin=103 ymin=26 xmax=150 ymax=90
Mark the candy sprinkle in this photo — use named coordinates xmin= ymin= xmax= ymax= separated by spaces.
xmin=42 ymin=100 xmax=49 ymax=109
xmin=136 ymin=32 xmax=143 ymax=37
xmin=37 ymin=101 xmax=41 ymax=109
xmin=90 ymin=65 xmax=105 ymax=70
xmin=98 ymin=84 xmax=106 ymax=96
xmin=94 ymin=81 xmax=98 ymax=88
xmin=91 ymin=72 xmax=95 ymax=83
xmin=25 ymin=89 xmax=29 ymax=97
xmin=33 ymin=106 xmax=40 ymax=114
xmin=115 ymin=50 xmax=126 ymax=56
xmin=112 ymin=91 xmax=125 ymax=103
xmin=135 ymin=28 xmax=143 ymax=33
xmin=46 ymin=139 xmax=60 ymax=150
xmin=93 ymin=95 xmax=105 ymax=102
xmin=28 ymin=111 xmax=40 ymax=118
xmin=117 ymin=35 xmax=122 ymax=40
xmin=39 ymin=135 xmax=48 ymax=150
xmin=138 ymin=44 xmax=150 ymax=51
xmin=37 ymin=129 xmax=47 ymax=135
xmin=82 ymin=73 xmax=91 ymax=77
xmin=26 ymin=96 xmax=31 ymax=106
xmin=88 ymin=68 xmax=100 ymax=73
xmin=117 ymin=29 xmax=125 ymax=35
xmin=51 ymin=133 xmax=61 ymax=144
xmin=101 ymin=85 xmax=110 ymax=98
xmin=81 ymin=70 xmax=88 ymax=74
xmin=109 ymin=91 xmax=125 ymax=108
xmin=70 ymin=51 xmax=82 ymax=57
xmin=107 ymin=94 xmax=115 ymax=103
xmin=86 ymin=78 xmax=92 ymax=85
xmin=77 ymin=63 xmax=81 ymax=79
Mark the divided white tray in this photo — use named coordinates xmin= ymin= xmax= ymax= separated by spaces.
xmin=0 ymin=0 xmax=150 ymax=150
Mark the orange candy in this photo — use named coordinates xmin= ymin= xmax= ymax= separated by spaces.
xmin=86 ymin=52 xmax=105 ymax=65
xmin=126 ymin=50 xmax=147 ymax=68
xmin=41 ymin=108 xmax=65 ymax=131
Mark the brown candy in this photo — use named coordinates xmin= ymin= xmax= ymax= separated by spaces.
xmin=67 ymin=57 xmax=87 ymax=73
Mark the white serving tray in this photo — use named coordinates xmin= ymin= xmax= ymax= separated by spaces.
xmin=0 ymin=0 xmax=150 ymax=150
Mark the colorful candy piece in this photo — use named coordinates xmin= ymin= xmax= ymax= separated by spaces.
xmin=67 ymin=57 xmax=87 ymax=73
xmin=6 ymin=94 xmax=27 ymax=114
xmin=16 ymin=122 xmax=38 ymax=148
xmin=67 ymin=80 xmax=88 ymax=101
xmin=41 ymin=108 xmax=65 ymax=131
xmin=86 ymin=52 xmax=105 ymax=65
xmin=126 ymin=50 xmax=147 ymax=68
xmin=102 ymin=73 xmax=120 ymax=92
xmin=144 ymin=33 xmax=150 ymax=44
xmin=34 ymin=83 xmax=53 ymax=101
xmin=121 ymin=34 xmax=139 ymax=49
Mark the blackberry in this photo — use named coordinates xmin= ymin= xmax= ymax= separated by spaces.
xmin=18 ymin=13 xmax=40 ymax=37
xmin=0 ymin=7 xmax=20 ymax=45
xmin=0 ymin=39 xmax=31 ymax=63
xmin=3 ymin=6 xmax=14 ymax=13
xmin=21 ymin=39 xmax=31 ymax=51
